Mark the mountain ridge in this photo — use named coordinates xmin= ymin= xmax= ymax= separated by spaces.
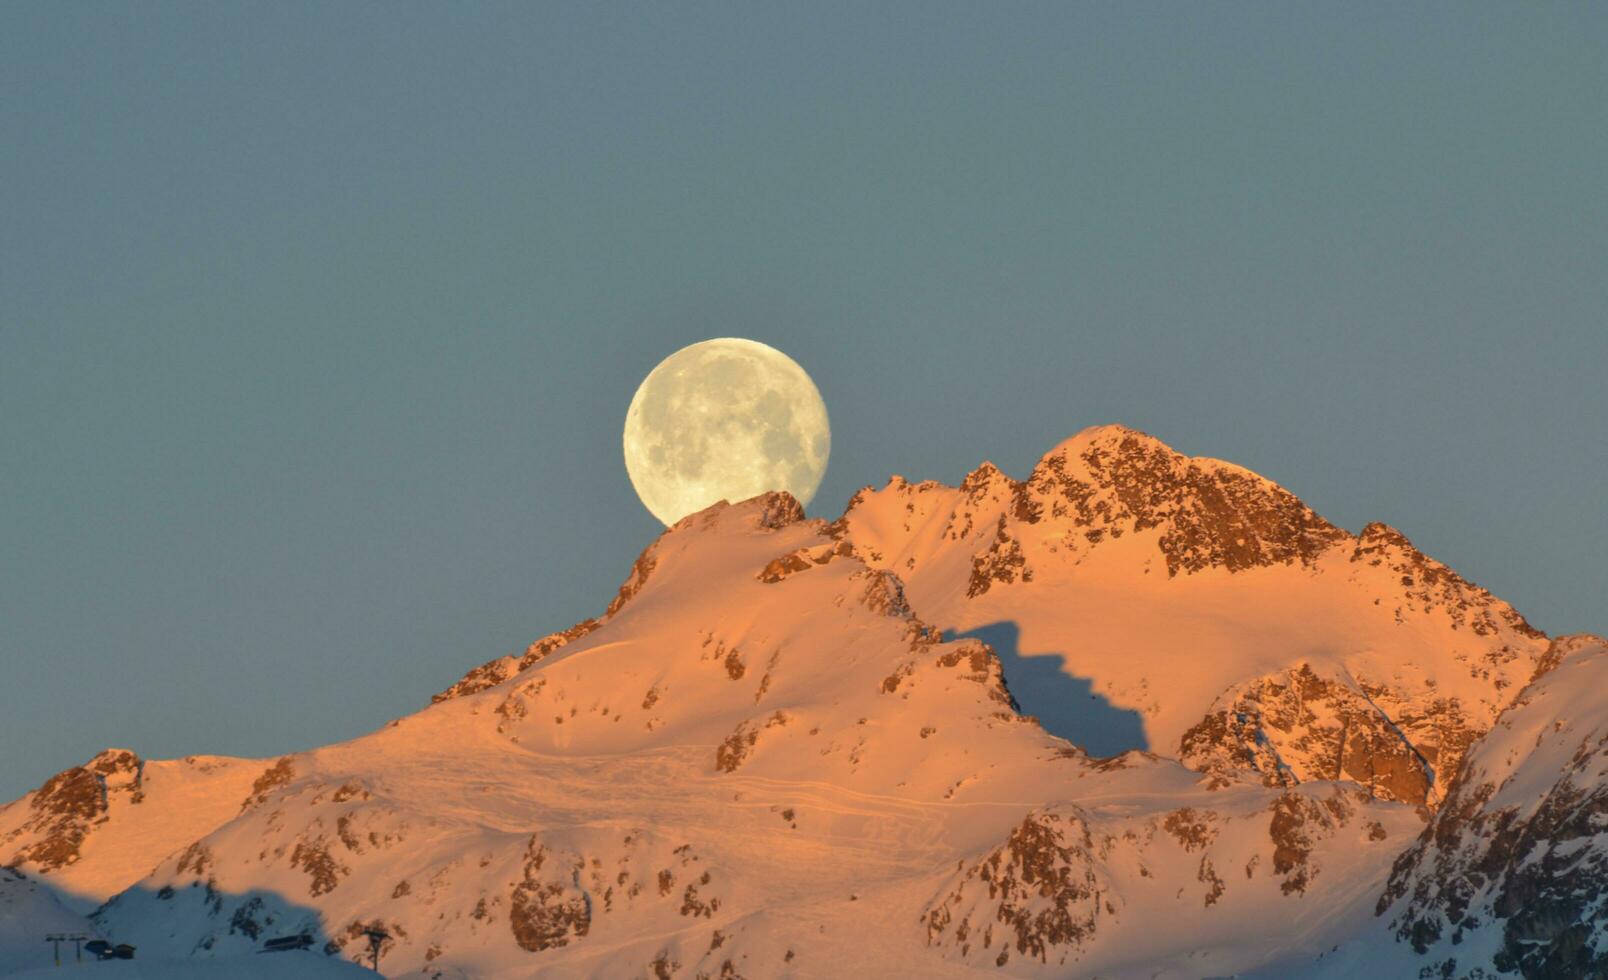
xmin=2 ymin=425 xmax=1601 ymax=978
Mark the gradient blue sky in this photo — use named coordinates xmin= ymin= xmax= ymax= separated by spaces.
xmin=3 ymin=4 xmax=1604 ymax=798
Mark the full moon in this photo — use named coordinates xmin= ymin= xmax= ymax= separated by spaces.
xmin=623 ymin=338 xmax=831 ymax=527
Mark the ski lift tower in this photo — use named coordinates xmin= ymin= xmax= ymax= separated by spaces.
xmin=362 ymin=925 xmax=390 ymax=972
xmin=44 ymin=933 xmax=91 ymax=966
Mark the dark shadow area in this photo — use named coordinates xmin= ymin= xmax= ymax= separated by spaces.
xmin=954 ymin=621 xmax=1148 ymax=756
xmin=89 ymin=880 xmax=383 ymax=964
xmin=4 ymin=866 xmax=383 ymax=973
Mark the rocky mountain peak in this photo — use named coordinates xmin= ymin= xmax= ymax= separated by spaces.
xmin=1053 ymin=421 xmax=1165 ymax=449
xmin=958 ymin=460 xmax=1010 ymax=493
xmin=1530 ymin=632 xmax=1608 ymax=685
xmin=86 ymin=749 xmax=141 ymax=779
xmin=749 ymin=489 xmax=809 ymax=529
xmin=1016 ymin=425 xmax=1346 ymax=576
xmin=1349 ymin=520 xmax=1543 ymax=640
xmin=837 ymin=424 xmax=1362 ymax=602
xmin=664 ymin=488 xmax=808 ymax=534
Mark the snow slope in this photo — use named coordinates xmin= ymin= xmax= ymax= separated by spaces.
xmin=1 ymin=867 xmax=94 ymax=975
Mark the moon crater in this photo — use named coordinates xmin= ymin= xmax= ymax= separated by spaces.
xmin=623 ymin=338 xmax=830 ymax=526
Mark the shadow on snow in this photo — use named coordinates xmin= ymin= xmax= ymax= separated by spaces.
xmin=953 ymin=621 xmax=1149 ymax=757
xmin=5 ymin=867 xmax=383 ymax=973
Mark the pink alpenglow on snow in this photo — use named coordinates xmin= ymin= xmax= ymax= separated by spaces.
xmin=3 ymin=427 xmax=1602 ymax=978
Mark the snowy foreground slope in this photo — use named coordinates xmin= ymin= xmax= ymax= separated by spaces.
xmin=2 ymin=426 xmax=1602 ymax=979
xmin=1 ymin=868 xmax=89 ymax=975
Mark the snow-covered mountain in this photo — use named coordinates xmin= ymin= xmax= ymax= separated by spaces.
xmin=835 ymin=425 xmax=1548 ymax=807
xmin=2 ymin=425 xmax=1600 ymax=978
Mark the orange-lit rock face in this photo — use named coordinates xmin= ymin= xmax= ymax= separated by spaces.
xmin=1018 ymin=429 xmax=1348 ymax=576
xmin=1178 ymin=664 xmax=1479 ymax=807
xmin=924 ymin=808 xmax=1109 ymax=967
xmin=2 ymin=749 xmax=143 ymax=873
xmin=7 ymin=767 xmax=107 ymax=871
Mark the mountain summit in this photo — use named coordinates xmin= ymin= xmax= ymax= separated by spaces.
xmin=3 ymin=426 xmax=1602 ymax=978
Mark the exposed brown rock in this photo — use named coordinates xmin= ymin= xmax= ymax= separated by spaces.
xmin=1351 ymin=523 xmax=1542 ymax=639
xmin=509 ymin=838 xmax=591 ymax=952
xmin=1378 ymin=636 xmax=1608 ymax=977
xmin=649 ymin=951 xmax=680 ymax=978
xmin=966 ymin=516 xmax=1031 ymax=597
xmin=241 ymin=757 xmax=296 ymax=811
xmin=924 ymin=808 xmax=1110 ymax=965
xmin=605 ymin=548 xmax=659 ymax=618
xmin=8 ymin=768 xmax=105 ymax=871
xmin=714 ymin=713 xmax=788 ymax=773
xmin=1267 ymin=792 xmax=1344 ymax=896
xmin=1162 ymin=807 xmax=1218 ymax=853
xmin=759 ymin=540 xmax=854 ymax=583
xmin=2 ymin=749 xmax=147 ymax=872
xmin=715 ymin=724 xmax=758 ymax=774
xmin=289 ymin=839 xmax=346 ymax=897
xmin=1198 ymin=857 xmax=1226 ymax=907
xmin=174 ymin=841 xmax=213 ymax=878
xmin=1179 ymin=666 xmax=1456 ymax=807
xmin=933 ymin=641 xmax=1019 ymax=709
xmin=522 ymin=618 xmax=606 ymax=670
xmin=431 ymin=655 xmax=519 ymax=704
xmin=752 ymin=490 xmax=806 ymax=529
xmin=679 ymin=870 xmax=720 ymax=918
xmin=435 ymin=619 xmax=606 ymax=703
xmin=756 ymin=551 xmax=812 ymax=583
xmin=853 ymin=568 xmax=912 ymax=617
xmin=880 ymin=661 xmax=916 ymax=694
xmin=1022 ymin=427 xmax=1347 ymax=577
xmin=330 ymin=781 xmax=369 ymax=803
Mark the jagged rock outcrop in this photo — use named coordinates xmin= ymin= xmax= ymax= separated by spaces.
xmin=924 ymin=808 xmax=1112 ymax=968
xmin=508 ymin=839 xmax=591 ymax=952
xmin=1018 ymin=427 xmax=1349 ymax=576
xmin=433 ymin=619 xmax=603 ymax=703
xmin=1350 ymin=523 xmax=1543 ymax=642
xmin=1179 ymin=665 xmax=1479 ymax=807
xmin=1 ymin=749 xmax=141 ymax=872
xmin=923 ymin=778 xmax=1413 ymax=973
xmin=1374 ymin=635 xmax=1608 ymax=980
